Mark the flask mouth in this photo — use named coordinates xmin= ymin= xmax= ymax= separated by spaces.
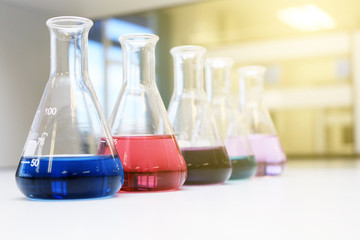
xmin=237 ymin=65 xmax=266 ymax=76
xmin=170 ymin=45 xmax=207 ymax=55
xmin=46 ymin=16 xmax=93 ymax=29
xmin=119 ymin=33 xmax=159 ymax=43
xmin=205 ymin=57 xmax=234 ymax=68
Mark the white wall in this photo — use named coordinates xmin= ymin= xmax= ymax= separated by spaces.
xmin=0 ymin=3 xmax=51 ymax=167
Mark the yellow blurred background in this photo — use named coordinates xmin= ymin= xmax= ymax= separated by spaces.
xmin=1 ymin=0 xmax=360 ymax=166
xmin=97 ymin=0 xmax=359 ymax=157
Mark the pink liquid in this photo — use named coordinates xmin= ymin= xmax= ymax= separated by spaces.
xmin=248 ymin=134 xmax=286 ymax=176
xmin=107 ymin=135 xmax=187 ymax=191
xmin=225 ymin=136 xmax=252 ymax=157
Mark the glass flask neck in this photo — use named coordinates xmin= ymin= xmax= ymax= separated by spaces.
xmin=47 ymin=17 xmax=93 ymax=78
xmin=205 ymin=57 xmax=234 ymax=99
xmin=119 ymin=34 xmax=159 ymax=89
xmin=171 ymin=46 xmax=207 ymax=95
xmin=238 ymin=66 xmax=266 ymax=107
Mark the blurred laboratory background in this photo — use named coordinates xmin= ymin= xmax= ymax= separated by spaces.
xmin=1 ymin=0 xmax=359 ymax=167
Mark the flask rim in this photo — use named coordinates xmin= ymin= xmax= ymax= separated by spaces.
xmin=170 ymin=45 xmax=207 ymax=55
xmin=46 ymin=16 xmax=93 ymax=29
xmin=118 ymin=33 xmax=159 ymax=43
xmin=205 ymin=57 xmax=234 ymax=68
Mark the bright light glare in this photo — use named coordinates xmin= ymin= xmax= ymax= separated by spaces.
xmin=277 ymin=4 xmax=336 ymax=31
xmin=105 ymin=18 xmax=153 ymax=42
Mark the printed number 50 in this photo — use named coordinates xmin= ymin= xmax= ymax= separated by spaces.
xmin=30 ymin=159 xmax=39 ymax=167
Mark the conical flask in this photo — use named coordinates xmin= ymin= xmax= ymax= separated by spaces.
xmin=237 ymin=66 xmax=286 ymax=176
xmin=108 ymin=34 xmax=187 ymax=191
xmin=168 ymin=46 xmax=232 ymax=185
xmin=15 ymin=17 xmax=124 ymax=199
xmin=205 ymin=58 xmax=256 ymax=179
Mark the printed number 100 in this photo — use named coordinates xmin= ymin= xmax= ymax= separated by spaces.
xmin=45 ymin=108 xmax=57 ymax=116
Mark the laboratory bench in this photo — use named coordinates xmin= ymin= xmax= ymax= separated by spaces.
xmin=1 ymin=159 xmax=359 ymax=240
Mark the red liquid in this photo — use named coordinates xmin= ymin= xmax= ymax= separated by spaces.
xmin=104 ymin=135 xmax=187 ymax=191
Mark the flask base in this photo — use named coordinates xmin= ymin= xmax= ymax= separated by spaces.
xmin=185 ymin=168 xmax=232 ymax=185
xmin=255 ymin=162 xmax=286 ymax=176
xmin=120 ymin=170 xmax=187 ymax=191
xmin=229 ymin=156 xmax=257 ymax=180
xmin=181 ymin=146 xmax=232 ymax=185
xmin=16 ymin=175 xmax=122 ymax=199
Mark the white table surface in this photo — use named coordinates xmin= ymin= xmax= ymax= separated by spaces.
xmin=1 ymin=160 xmax=360 ymax=240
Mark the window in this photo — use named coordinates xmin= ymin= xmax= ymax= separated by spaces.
xmin=88 ymin=17 xmax=154 ymax=119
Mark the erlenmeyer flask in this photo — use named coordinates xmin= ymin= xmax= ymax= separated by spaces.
xmin=237 ymin=66 xmax=286 ymax=176
xmin=168 ymin=46 xmax=232 ymax=185
xmin=205 ymin=58 xmax=256 ymax=179
xmin=108 ymin=34 xmax=187 ymax=191
xmin=15 ymin=16 xmax=124 ymax=199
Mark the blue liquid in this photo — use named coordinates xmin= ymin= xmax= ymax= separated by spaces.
xmin=15 ymin=155 xmax=124 ymax=199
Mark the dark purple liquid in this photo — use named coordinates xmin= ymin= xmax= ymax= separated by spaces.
xmin=181 ymin=146 xmax=232 ymax=185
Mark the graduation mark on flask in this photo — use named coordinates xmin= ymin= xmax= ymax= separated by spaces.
xmin=44 ymin=107 xmax=57 ymax=116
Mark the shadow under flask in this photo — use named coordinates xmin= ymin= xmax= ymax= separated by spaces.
xmin=205 ymin=58 xmax=256 ymax=179
xmin=168 ymin=46 xmax=232 ymax=185
xmin=237 ymin=66 xmax=286 ymax=176
xmin=108 ymin=34 xmax=187 ymax=191
xmin=15 ymin=16 xmax=124 ymax=199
